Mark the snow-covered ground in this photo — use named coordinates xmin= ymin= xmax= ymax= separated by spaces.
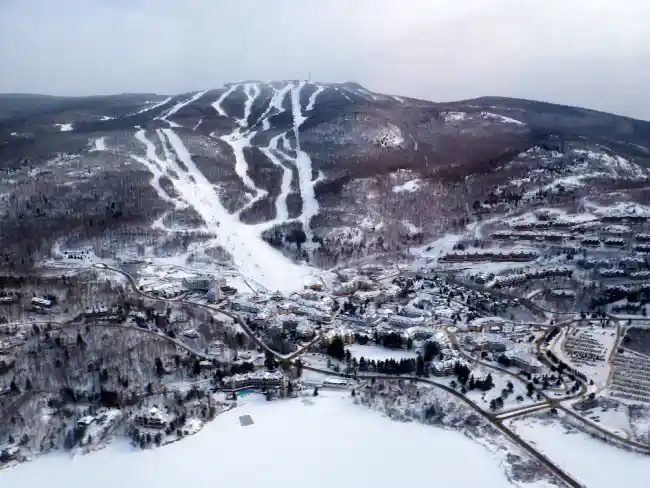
xmin=2 ymin=393 xmax=525 ymax=488
xmin=556 ymin=325 xmax=617 ymax=390
xmin=346 ymin=343 xmax=419 ymax=361
xmin=506 ymin=414 xmax=650 ymax=488
xmin=55 ymin=123 xmax=73 ymax=132
xmin=392 ymin=179 xmax=422 ymax=193
xmin=466 ymin=366 xmax=539 ymax=411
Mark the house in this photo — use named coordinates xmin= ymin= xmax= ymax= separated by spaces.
xmin=182 ymin=277 xmax=212 ymax=291
xmin=134 ymin=407 xmax=168 ymax=429
xmin=388 ymin=315 xmax=424 ymax=328
xmin=469 ymin=316 xmax=506 ymax=332
xmin=322 ymin=377 xmax=349 ymax=389
xmin=503 ymin=351 xmax=541 ymax=373
xmin=31 ymin=297 xmax=52 ymax=308
xmin=77 ymin=416 xmax=95 ymax=428
xmin=0 ymin=296 xmax=17 ymax=305
xmin=182 ymin=329 xmax=199 ymax=339
xmin=222 ymin=370 xmax=284 ymax=390
xmin=230 ymin=299 xmax=261 ymax=314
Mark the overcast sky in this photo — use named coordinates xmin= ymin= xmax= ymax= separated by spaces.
xmin=2 ymin=0 xmax=649 ymax=119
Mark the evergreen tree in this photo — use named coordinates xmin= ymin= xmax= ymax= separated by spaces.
xmin=193 ymin=359 xmax=201 ymax=377
xmin=155 ymin=357 xmax=165 ymax=377
xmin=295 ymin=359 xmax=303 ymax=378
xmin=416 ymin=355 xmax=425 ymax=376
xmin=326 ymin=336 xmax=346 ymax=361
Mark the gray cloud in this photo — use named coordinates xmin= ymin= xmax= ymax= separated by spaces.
xmin=1 ymin=0 xmax=649 ymax=119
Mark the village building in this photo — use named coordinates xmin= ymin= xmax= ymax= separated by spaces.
xmin=222 ymin=370 xmax=285 ymax=390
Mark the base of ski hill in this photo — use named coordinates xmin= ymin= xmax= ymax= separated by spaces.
xmin=1 ymin=392 xmax=555 ymax=488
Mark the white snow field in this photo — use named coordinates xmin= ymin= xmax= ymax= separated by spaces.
xmin=506 ymin=415 xmax=650 ymax=488
xmin=347 ymin=343 xmax=419 ymax=361
xmin=1 ymin=394 xmax=521 ymax=488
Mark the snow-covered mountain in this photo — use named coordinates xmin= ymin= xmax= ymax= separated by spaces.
xmin=1 ymin=81 xmax=650 ymax=290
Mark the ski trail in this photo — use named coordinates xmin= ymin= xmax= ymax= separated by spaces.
xmin=354 ymin=86 xmax=381 ymax=101
xmin=165 ymin=90 xmax=208 ymax=117
xmin=131 ymin=96 xmax=172 ymax=116
xmin=212 ymin=84 xmax=238 ymax=117
xmin=159 ymin=90 xmax=209 ymax=127
xmin=220 ymin=131 xmax=260 ymax=199
xmin=290 ymin=82 xmax=307 ymax=151
xmin=289 ymin=82 xmax=319 ymax=241
xmin=260 ymin=134 xmax=291 ymax=223
xmin=132 ymin=130 xmax=184 ymax=209
xmin=281 ymin=134 xmax=293 ymax=152
xmin=221 ymin=129 xmax=267 ymax=212
xmin=157 ymin=128 xmax=315 ymax=291
xmin=237 ymin=83 xmax=260 ymax=128
xmin=256 ymin=84 xmax=293 ymax=130
xmin=306 ymin=85 xmax=324 ymax=111
xmin=335 ymin=87 xmax=353 ymax=102
xmin=90 ymin=137 xmax=106 ymax=151
xmin=216 ymin=84 xmax=271 ymax=214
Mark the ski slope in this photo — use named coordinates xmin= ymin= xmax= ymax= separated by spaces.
xmin=132 ymin=96 xmax=172 ymax=116
xmin=130 ymin=81 xmax=338 ymax=291
xmin=159 ymin=90 xmax=208 ymax=127
xmin=90 ymin=137 xmax=107 ymax=152
xmin=132 ymin=125 xmax=317 ymax=291
xmin=212 ymin=85 xmax=238 ymax=117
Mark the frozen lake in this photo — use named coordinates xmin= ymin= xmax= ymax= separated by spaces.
xmin=2 ymin=393 xmax=520 ymax=488
xmin=507 ymin=415 xmax=650 ymax=488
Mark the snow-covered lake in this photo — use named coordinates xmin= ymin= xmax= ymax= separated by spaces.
xmin=346 ymin=343 xmax=419 ymax=361
xmin=2 ymin=393 xmax=516 ymax=488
